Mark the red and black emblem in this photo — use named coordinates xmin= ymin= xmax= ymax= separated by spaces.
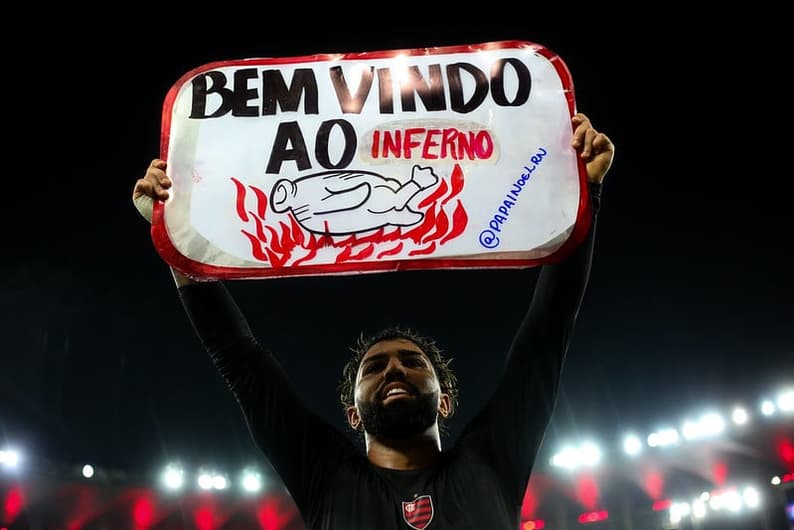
xmin=401 ymin=495 xmax=434 ymax=529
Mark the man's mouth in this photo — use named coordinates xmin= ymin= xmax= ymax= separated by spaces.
xmin=381 ymin=385 xmax=415 ymax=402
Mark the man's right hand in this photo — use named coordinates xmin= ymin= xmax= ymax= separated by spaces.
xmin=133 ymin=158 xmax=197 ymax=287
xmin=133 ymin=158 xmax=172 ymax=223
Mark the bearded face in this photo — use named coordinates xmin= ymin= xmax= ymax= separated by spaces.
xmin=356 ymin=384 xmax=440 ymax=439
xmin=350 ymin=338 xmax=448 ymax=439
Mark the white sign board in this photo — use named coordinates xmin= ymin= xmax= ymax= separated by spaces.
xmin=151 ymin=40 xmax=593 ymax=280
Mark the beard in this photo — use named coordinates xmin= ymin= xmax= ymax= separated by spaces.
xmin=357 ymin=391 xmax=439 ymax=439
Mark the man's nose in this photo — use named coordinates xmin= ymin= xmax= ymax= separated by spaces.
xmin=383 ymin=357 xmax=407 ymax=379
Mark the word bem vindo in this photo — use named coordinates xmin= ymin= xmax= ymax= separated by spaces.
xmin=188 ymin=58 xmax=531 ymax=173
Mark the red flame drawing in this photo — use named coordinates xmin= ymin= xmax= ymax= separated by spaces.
xmin=232 ymin=165 xmax=468 ymax=268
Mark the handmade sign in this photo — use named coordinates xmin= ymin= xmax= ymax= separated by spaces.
xmin=151 ymin=40 xmax=592 ymax=280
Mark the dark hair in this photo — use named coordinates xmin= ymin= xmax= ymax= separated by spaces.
xmin=338 ymin=325 xmax=459 ymax=434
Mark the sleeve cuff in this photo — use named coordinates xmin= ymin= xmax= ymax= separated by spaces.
xmin=589 ymin=182 xmax=603 ymax=215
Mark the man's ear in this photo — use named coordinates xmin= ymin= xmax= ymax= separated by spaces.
xmin=438 ymin=393 xmax=452 ymax=418
xmin=346 ymin=405 xmax=362 ymax=431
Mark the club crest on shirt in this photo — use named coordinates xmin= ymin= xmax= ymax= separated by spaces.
xmin=402 ymin=494 xmax=434 ymax=529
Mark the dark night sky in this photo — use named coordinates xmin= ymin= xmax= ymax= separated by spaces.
xmin=2 ymin=14 xmax=792 ymax=478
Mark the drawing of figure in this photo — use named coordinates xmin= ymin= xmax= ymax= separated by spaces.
xmin=269 ymin=164 xmax=440 ymax=235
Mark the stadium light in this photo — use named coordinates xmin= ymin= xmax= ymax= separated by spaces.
xmin=648 ymin=428 xmax=679 ymax=448
xmin=743 ymin=487 xmax=761 ymax=508
xmin=579 ymin=441 xmax=601 ymax=467
xmin=0 ymin=448 xmax=21 ymax=469
xmin=682 ymin=412 xmax=725 ymax=440
xmin=669 ymin=501 xmax=690 ymax=523
xmin=196 ymin=468 xmax=229 ymax=491
xmin=760 ymin=400 xmax=776 ymax=416
xmin=692 ymin=499 xmax=707 ymax=519
xmin=212 ymin=474 xmax=229 ymax=490
xmin=778 ymin=389 xmax=794 ymax=412
xmin=623 ymin=434 xmax=643 ymax=456
xmin=241 ymin=469 xmax=263 ymax=493
xmin=731 ymin=406 xmax=749 ymax=425
xmin=197 ymin=472 xmax=214 ymax=490
xmin=161 ymin=464 xmax=185 ymax=491
xmin=550 ymin=445 xmax=578 ymax=470
xmin=550 ymin=441 xmax=602 ymax=471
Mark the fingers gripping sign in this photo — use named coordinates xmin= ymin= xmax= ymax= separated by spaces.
xmin=570 ymin=113 xmax=614 ymax=184
xmin=133 ymin=159 xmax=172 ymax=224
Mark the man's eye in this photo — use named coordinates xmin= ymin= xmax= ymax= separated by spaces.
xmin=363 ymin=363 xmax=381 ymax=374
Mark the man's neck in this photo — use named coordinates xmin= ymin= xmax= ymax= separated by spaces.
xmin=365 ymin=428 xmax=442 ymax=470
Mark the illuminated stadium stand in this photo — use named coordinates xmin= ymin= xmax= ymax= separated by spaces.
xmin=2 ymin=387 xmax=792 ymax=529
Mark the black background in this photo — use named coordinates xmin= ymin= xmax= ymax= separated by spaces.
xmin=3 ymin=12 xmax=791 ymax=477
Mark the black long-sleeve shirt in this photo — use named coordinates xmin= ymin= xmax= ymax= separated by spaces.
xmin=178 ymin=184 xmax=601 ymax=530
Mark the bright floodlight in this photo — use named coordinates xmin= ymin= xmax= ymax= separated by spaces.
xmin=692 ymin=499 xmax=707 ymax=519
xmin=197 ymin=472 xmax=214 ymax=490
xmin=723 ymin=489 xmax=741 ymax=512
xmin=731 ymin=407 xmax=748 ymax=425
xmin=743 ymin=487 xmax=760 ymax=508
xmin=0 ymin=448 xmax=21 ymax=469
xmin=648 ymin=428 xmax=679 ymax=448
xmin=390 ymin=55 xmax=412 ymax=85
xmin=162 ymin=465 xmax=185 ymax=490
xmin=551 ymin=442 xmax=601 ymax=470
xmin=778 ymin=390 xmax=794 ymax=412
xmin=669 ymin=502 xmax=690 ymax=524
xmin=760 ymin=400 xmax=775 ymax=416
xmin=241 ymin=471 xmax=263 ymax=493
xmin=212 ymin=474 xmax=228 ymax=490
xmin=579 ymin=441 xmax=601 ymax=467
xmin=550 ymin=446 xmax=579 ymax=470
xmin=709 ymin=493 xmax=723 ymax=511
xmin=681 ymin=421 xmax=697 ymax=440
xmin=771 ymin=476 xmax=781 ymax=485
xmin=623 ymin=434 xmax=643 ymax=456
xmin=683 ymin=412 xmax=725 ymax=440
xmin=82 ymin=464 xmax=95 ymax=478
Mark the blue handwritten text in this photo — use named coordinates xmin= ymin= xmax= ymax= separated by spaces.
xmin=478 ymin=147 xmax=548 ymax=249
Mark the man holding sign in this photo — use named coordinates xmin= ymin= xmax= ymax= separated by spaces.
xmin=133 ymin=111 xmax=613 ymax=529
